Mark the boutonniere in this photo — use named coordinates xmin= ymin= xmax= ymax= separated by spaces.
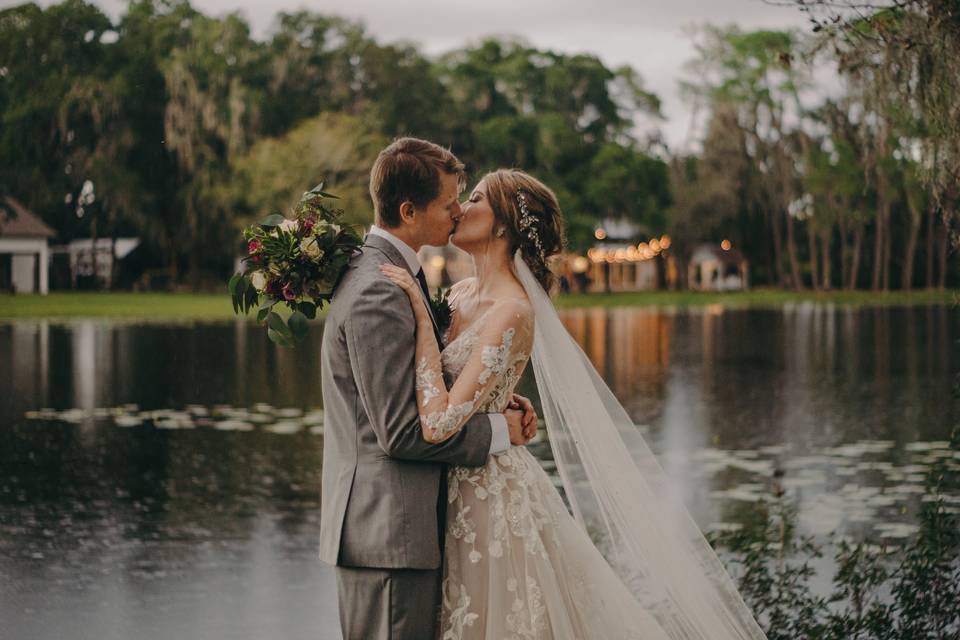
xmin=429 ymin=287 xmax=452 ymax=333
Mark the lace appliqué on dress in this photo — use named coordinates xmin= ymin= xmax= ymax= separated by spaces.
xmin=424 ymin=324 xmax=529 ymax=442
xmin=415 ymin=356 xmax=442 ymax=407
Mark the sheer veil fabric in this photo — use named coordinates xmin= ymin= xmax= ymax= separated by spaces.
xmin=512 ymin=252 xmax=767 ymax=640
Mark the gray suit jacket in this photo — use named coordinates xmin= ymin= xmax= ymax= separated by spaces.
xmin=319 ymin=233 xmax=494 ymax=570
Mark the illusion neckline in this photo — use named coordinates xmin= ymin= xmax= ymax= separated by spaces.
xmin=443 ymin=304 xmax=496 ymax=348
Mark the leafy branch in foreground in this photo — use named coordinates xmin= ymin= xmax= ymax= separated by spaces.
xmin=711 ymin=426 xmax=960 ymax=639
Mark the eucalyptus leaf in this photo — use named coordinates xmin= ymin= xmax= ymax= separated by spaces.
xmin=267 ymin=327 xmax=293 ymax=347
xmin=259 ymin=214 xmax=286 ymax=227
xmin=244 ymin=286 xmax=259 ymax=313
xmin=288 ymin=310 xmax=309 ymax=338
xmin=267 ymin=311 xmax=292 ymax=338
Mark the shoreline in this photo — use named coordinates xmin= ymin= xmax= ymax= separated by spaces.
xmin=0 ymin=288 xmax=956 ymax=320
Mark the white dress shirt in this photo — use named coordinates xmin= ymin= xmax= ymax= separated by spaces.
xmin=367 ymin=225 xmax=511 ymax=455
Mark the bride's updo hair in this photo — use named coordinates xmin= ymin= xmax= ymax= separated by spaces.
xmin=482 ymin=169 xmax=566 ymax=292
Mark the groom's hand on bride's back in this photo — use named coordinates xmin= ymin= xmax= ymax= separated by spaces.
xmin=505 ymin=409 xmax=529 ymax=446
xmin=511 ymin=393 xmax=538 ymax=440
xmin=506 ymin=393 xmax=538 ymax=445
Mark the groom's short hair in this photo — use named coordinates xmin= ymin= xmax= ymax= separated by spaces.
xmin=370 ymin=137 xmax=466 ymax=228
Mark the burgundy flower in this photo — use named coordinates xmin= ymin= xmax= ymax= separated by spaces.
xmin=281 ymin=282 xmax=297 ymax=301
xmin=301 ymin=217 xmax=316 ymax=233
xmin=247 ymin=239 xmax=262 ymax=254
xmin=265 ymin=279 xmax=281 ymax=296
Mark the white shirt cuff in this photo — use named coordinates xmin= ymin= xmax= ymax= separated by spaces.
xmin=488 ymin=414 xmax=511 ymax=455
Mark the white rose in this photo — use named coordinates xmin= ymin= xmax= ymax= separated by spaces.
xmin=279 ymin=218 xmax=298 ymax=233
xmin=250 ymin=271 xmax=267 ymax=292
xmin=299 ymin=237 xmax=323 ymax=260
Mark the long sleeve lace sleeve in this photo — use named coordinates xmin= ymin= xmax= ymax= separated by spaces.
xmin=414 ymin=298 xmax=534 ymax=444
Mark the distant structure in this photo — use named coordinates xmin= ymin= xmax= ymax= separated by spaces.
xmin=580 ymin=218 xmax=669 ymax=293
xmin=688 ymin=243 xmax=749 ymax=291
xmin=51 ymin=238 xmax=141 ymax=290
xmin=421 ymin=217 xmax=677 ymax=295
xmin=0 ymin=196 xmax=55 ymax=294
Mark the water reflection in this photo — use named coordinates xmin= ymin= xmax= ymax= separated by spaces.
xmin=1 ymin=304 xmax=957 ymax=640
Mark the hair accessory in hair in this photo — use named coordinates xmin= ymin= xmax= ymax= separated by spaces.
xmin=516 ymin=190 xmax=544 ymax=259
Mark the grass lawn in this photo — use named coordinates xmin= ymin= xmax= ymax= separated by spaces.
xmin=0 ymin=288 xmax=957 ymax=320
xmin=554 ymin=287 xmax=960 ymax=309
xmin=0 ymin=292 xmax=242 ymax=320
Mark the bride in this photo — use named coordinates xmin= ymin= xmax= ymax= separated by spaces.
xmin=379 ymin=169 xmax=766 ymax=640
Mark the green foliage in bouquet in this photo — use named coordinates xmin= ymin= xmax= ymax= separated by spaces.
xmin=229 ymin=183 xmax=363 ymax=346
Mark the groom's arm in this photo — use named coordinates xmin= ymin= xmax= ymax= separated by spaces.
xmin=345 ymin=277 xmax=502 ymax=466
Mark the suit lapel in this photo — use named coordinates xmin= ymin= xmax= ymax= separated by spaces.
xmin=363 ymin=234 xmax=444 ymax=347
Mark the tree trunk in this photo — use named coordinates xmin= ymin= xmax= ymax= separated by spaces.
xmin=839 ymin=219 xmax=849 ymax=290
xmin=786 ymin=209 xmax=803 ymax=290
xmin=771 ymin=207 xmax=785 ymax=287
xmin=871 ymin=153 xmax=893 ymax=292
xmin=808 ymin=224 xmax=819 ymax=290
xmin=820 ymin=228 xmax=832 ymax=290
xmin=871 ymin=203 xmax=885 ymax=291
xmin=882 ymin=203 xmax=892 ymax=291
xmin=849 ymin=225 xmax=863 ymax=290
xmin=925 ymin=202 xmax=936 ymax=289
xmin=937 ymin=212 xmax=949 ymax=290
xmin=902 ymin=190 xmax=922 ymax=291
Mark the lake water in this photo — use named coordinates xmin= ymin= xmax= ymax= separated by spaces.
xmin=2 ymin=303 xmax=958 ymax=640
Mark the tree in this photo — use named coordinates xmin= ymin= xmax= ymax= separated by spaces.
xmin=159 ymin=7 xmax=264 ymax=287
xmin=775 ymin=0 xmax=960 ymax=285
xmin=0 ymin=0 xmax=114 ymax=236
xmin=225 ymin=112 xmax=386 ymax=228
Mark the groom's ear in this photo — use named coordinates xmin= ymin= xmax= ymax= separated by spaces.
xmin=398 ymin=200 xmax=417 ymax=225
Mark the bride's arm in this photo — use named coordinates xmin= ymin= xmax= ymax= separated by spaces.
xmin=380 ymin=265 xmax=533 ymax=444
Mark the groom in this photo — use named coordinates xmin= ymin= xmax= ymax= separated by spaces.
xmin=319 ymin=137 xmax=537 ymax=639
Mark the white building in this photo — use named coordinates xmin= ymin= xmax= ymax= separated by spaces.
xmin=688 ymin=243 xmax=749 ymax=291
xmin=52 ymin=237 xmax=141 ymax=289
xmin=0 ymin=196 xmax=55 ymax=294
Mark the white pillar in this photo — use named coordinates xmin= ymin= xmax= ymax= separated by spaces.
xmin=38 ymin=243 xmax=49 ymax=294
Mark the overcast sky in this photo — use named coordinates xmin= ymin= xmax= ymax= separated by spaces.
xmin=15 ymin=0 xmax=816 ymax=150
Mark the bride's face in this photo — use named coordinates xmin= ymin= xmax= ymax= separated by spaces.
xmin=451 ymin=180 xmax=499 ymax=252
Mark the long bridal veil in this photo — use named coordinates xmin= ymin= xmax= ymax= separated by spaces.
xmin=513 ymin=252 xmax=767 ymax=640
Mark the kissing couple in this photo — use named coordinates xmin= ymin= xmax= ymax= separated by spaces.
xmin=319 ymin=137 xmax=767 ymax=640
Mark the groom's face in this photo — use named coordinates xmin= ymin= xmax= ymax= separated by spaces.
xmin=414 ymin=171 xmax=463 ymax=247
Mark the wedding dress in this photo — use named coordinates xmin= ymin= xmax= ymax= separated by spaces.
xmin=430 ymin=277 xmax=664 ymax=639
xmin=423 ymin=256 xmax=766 ymax=640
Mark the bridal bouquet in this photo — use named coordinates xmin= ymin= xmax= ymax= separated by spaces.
xmin=229 ymin=183 xmax=363 ymax=346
